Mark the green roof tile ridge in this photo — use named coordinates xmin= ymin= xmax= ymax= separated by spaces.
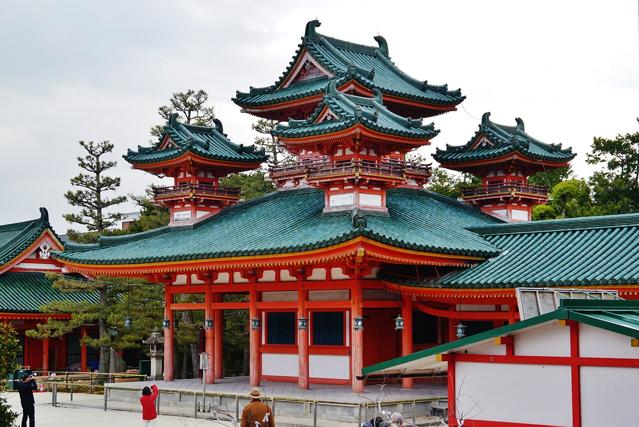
xmin=469 ymin=212 xmax=639 ymax=236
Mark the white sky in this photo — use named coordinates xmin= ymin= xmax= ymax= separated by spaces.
xmin=0 ymin=0 xmax=637 ymax=232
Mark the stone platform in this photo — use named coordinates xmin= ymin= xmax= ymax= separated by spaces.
xmin=106 ymin=377 xmax=447 ymax=426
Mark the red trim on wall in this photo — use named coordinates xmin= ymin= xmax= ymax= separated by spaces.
xmin=452 ymin=353 xmax=639 ymax=368
xmin=463 ymin=420 xmax=561 ymax=427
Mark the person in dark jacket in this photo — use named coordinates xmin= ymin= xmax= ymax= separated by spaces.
xmin=14 ymin=374 xmax=37 ymax=427
xmin=139 ymin=384 xmax=159 ymax=426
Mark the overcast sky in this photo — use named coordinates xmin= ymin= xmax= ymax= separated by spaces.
xmin=0 ymin=0 xmax=637 ymax=232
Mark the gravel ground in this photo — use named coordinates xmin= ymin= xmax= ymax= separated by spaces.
xmin=5 ymin=392 xmax=232 ymax=426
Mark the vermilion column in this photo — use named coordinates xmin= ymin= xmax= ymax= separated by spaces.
xmin=351 ymin=280 xmax=364 ymax=393
xmin=214 ymin=294 xmax=224 ymax=379
xmin=447 ymin=356 xmax=457 ymax=427
xmin=42 ymin=337 xmax=50 ymax=373
xmin=204 ymin=286 xmax=215 ymax=384
xmin=80 ymin=326 xmax=88 ymax=372
xmin=249 ymin=284 xmax=260 ymax=386
xmin=163 ymin=288 xmax=174 ymax=381
xmin=401 ymin=294 xmax=414 ymax=389
xmin=297 ymin=286 xmax=309 ymax=389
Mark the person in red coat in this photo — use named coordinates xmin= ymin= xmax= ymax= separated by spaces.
xmin=140 ymin=384 xmax=159 ymax=426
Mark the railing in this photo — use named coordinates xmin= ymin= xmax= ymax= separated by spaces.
xmin=270 ymin=158 xmax=431 ymax=182
xmin=462 ymin=181 xmax=548 ymax=198
xmin=153 ymin=183 xmax=241 ymax=199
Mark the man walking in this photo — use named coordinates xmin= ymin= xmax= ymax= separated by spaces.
xmin=241 ymin=387 xmax=275 ymax=427
xmin=14 ymin=373 xmax=37 ymax=427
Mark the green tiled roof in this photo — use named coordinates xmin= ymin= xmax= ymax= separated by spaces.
xmin=433 ymin=213 xmax=639 ymax=288
xmin=273 ymin=83 xmax=438 ymax=140
xmin=233 ymin=20 xmax=464 ymax=115
xmin=124 ymin=114 xmax=267 ymax=165
xmin=0 ymin=208 xmax=57 ymax=268
xmin=362 ymin=299 xmax=639 ymax=377
xmin=433 ymin=112 xmax=575 ymax=164
xmin=54 ymin=188 xmax=500 ymax=266
xmin=0 ymin=272 xmax=99 ymax=313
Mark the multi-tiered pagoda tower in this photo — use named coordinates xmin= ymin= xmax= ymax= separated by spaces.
xmin=434 ymin=112 xmax=575 ymax=222
xmin=124 ymin=114 xmax=267 ymax=225
xmin=235 ymin=20 xmax=463 ymax=213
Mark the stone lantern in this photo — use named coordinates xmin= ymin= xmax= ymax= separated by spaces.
xmin=142 ymin=328 xmax=164 ymax=380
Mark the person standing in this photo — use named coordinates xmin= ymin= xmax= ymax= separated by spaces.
xmin=241 ymin=387 xmax=275 ymax=427
xmin=139 ymin=384 xmax=159 ymax=426
xmin=14 ymin=374 xmax=37 ymax=427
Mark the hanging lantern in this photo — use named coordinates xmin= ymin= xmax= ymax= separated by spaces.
xmin=394 ymin=315 xmax=404 ymax=330
xmin=124 ymin=316 xmax=132 ymax=329
xmin=353 ymin=317 xmax=364 ymax=331
xmin=162 ymin=319 xmax=170 ymax=329
xmin=455 ymin=322 xmax=467 ymax=339
xmin=250 ymin=318 xmax=261 ymax=330
xmin=297 ymin=317 xmax=308 ymax=330
xmin=205 ymin=319 xmax=214 ymax=329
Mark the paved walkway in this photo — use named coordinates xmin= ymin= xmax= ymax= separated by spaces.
xmin=108 ymin=376 xmax=447 ymax=404
xmin=6 ymin=392 xmax=232 ymax=426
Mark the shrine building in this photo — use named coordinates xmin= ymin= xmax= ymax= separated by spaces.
xmin=0 ymin=208 xmax=97 ymax=372
xmin=51 ymin=20 xmax=639 ymax=393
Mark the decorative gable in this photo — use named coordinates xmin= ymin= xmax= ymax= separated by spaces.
xmin=472 ymin=136 xmax=494 ymax=149
xmin=282 ymin=52 xmax=332 ymax=88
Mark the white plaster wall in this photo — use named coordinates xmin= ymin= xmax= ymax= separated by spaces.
xmin=455 ymin=362 xmax=571 ymax=426
xmin=15 ymin=262 xmax=58 ymax=271
xmin=307 ymin=268 xmax=327 ymax=281
xmin=173 ymin=274 xmax=187 ymax=285
xmin=309 ymin=355 xmax=350 ymax=379
xmin=331 ymin=267 xmax=350 ymax=280
xmin=579 ymin=324 xmax=638 ymax=358
xmin=258 ymin=270 xmax=276 ymax=282
xmin=581 ymin=366 xmax=639 ymax=427
xmin=511 ymin=209 xmax=529 ymax=221
xmin=261 ymin=353 xmax=298 ymax=377
xmin=360 ymin=193 xmax=382 ymax=207
xmin=190 ymin=274 xmax=205 ymax=284
xmin=469 ymin=341 xmax=506 ymax=356
xmin=515 ymin=322 xmax=570 ymax=356
xmin=214 ymin=272 xmax=229 ymax=284
xmin=233 ymin=272 xmax=249 ymax=283
xmin=280 ymin=269 xmax=297 ymax=282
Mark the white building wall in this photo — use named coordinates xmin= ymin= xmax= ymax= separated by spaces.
xmin=261 ymin=353 xmax=298 ymax=377
xmin=581 ymin=366 xmax=639 ymax=427
xmin=455 ymin=362 xmax=571 ymax=426
xmin=579 ymin=324 xmax=638 ymax=358
xmin=515 ymin=322 xmax=570 ymax=356
xmin=309 ymin=355 xmax=350 ymax=379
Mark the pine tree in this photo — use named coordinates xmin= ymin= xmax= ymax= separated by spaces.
xmin=64 ymin=140 xmax=127 ymax=234
xmin=150 ymin=89 xmax=215 ymax=137
xmin=252 ymin=119 xmax=292 ymax=166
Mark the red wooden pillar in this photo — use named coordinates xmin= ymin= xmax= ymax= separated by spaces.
xmin=447 ymin=356 xmax=457 ymax=427
xmin=214 ymin=294 xmax=224 ymax=379
xmin=401 ymin=294 xmax=413 ymax=389
xmin=163 ymin=287 xmax=175 ymax=381
xmin=297 ymin=285 xmax=309 ymax=389
xmin=249 ymin=283 xmax=260 ymax=387
xmin=80 ymin=326 xmax=88 ymax=372
xmin=204 ymin=286 xmax=215 ymax=384
xmin=42 ymin=337 xmax=50 ymax=374
xmin=351 ymin=279 xmax=364 ymax=393
xmin=570 ymin=321 xmax=582 ymax=427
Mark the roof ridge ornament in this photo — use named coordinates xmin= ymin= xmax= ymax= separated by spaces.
xmin=213 ymin=118 xmax=224 ymax=135
xmin=515 ymin=117 xmax=525 ymax=131
xmin=351 ymin=208 xmax=367 ymax=230
xmin=168 ymin=113 xmax=180 ymax=127
xmin=373 ymin=35 xmax=389 ymax=57
xmin=481 ymin=112 xmax=492 ymax=125
xmin=39 ymin=207 xmax=49 ymax=226
xmin=325 ymin=79 xmax=338 ymax=96
xmin=305 ymin=20 xmax=321 ymax=40
xmin=372 ymin=88 xmax=383 ymax=104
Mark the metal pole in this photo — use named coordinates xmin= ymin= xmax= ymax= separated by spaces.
xmin=103 ymin=386 xmax=108 ymax=411
xmin=89 ymin=371 xmax=93 ymax=394
xmin=70 ymin=379 xmax=73 ymax=402
xmin=194 ymin=393 xmax=198 ymax=419
xmin=235 ymin=395 xmax=239 ymax=420
xmin=357 ymin=403 xmax=362 ymax=426
xmin=156 ymin=390 xmax=160 ymax=416
xmin=411 ymin=400 xmax=416 ymax=426
xmin=313 ymin=401 xmax=317 ymax=427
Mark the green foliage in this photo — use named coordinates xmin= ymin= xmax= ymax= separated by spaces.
xmin=64 ymin=140 xmax=127 ymax=236
xmin=528 ymin=166 xmax=572 ymax=189
xmin=585 ymin=130 xmax=639 ymax=214
xmin=151 ymin=89 xmax=215 ymax=137
xmin=426 ymin=167 xmax=480 ymax=199
xmin=532 ymin=179 xmax=598 ymax=220
xmin=0 ymin=323 xmax=20 ymax=381
xmin=26 ymin=275 xmax=164 ymax=371
xmin=252 ymin=119 xmax=291 ymax=166
xmin=127 ymin=188 xmax=170 ymax=233
xmin=220 ymin=171 xmax=276 ymax=201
